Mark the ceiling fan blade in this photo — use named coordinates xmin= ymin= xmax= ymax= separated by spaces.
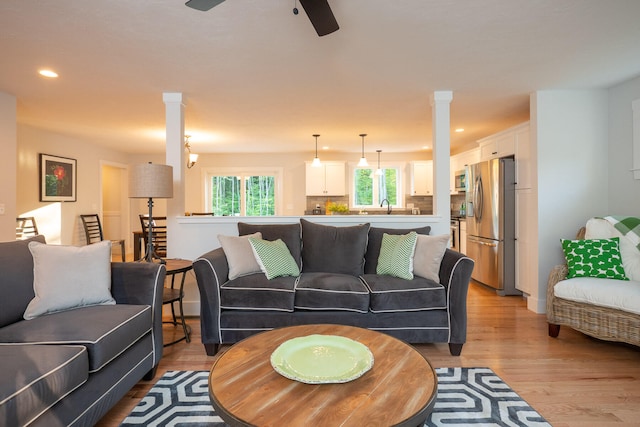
xmin=298 ymin=0 xmax=339 ymax=37
xmin=185 ymin=0 xmax=226 ymax=12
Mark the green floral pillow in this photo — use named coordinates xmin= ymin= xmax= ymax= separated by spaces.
xmin=376 ymin=232 xmax=418 ymax=280
xmin=560 ymin=237 xmax=628 ymax=280
xmin=248 ymin=237 xmax=300 ymax=280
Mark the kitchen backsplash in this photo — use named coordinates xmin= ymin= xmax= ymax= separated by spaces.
xmin=305 ymin=195 xmax=434 ymax=215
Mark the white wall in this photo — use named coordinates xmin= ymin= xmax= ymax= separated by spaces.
xmin=17 ymin=125 xmax=132 ymax=245
xmin=531 ymin=90 xmax=609 ymax=312
xmin=0 ymin=93 xmax=17 ymax=241
xmin=607 ymin=74 xmax=640 ymax=213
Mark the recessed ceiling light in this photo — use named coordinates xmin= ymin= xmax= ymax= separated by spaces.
xmin=322 ymin=146 xmax=329 ymax=150
xmin=422 ymin=145 xmax=430 ymax=150
xmin=38 ymin=69 xmax=58 ymax=78
xmin=455 ymin=128 xmax=465 ymax=133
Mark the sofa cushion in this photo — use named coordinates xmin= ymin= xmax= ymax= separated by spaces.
xmin=300 ymin=219 xmax=370 ymax=276
xmin=249 ymin=237 xmax=300 ymax=280
xmin=0 ymin=235 xmax=46 ymax=328
xmin=220 ymin=274 xmax=297 ymax=312
xmin=218 ymin=232 xmax=263 ymax=280
xmin=362 ymin=274 xmax=447 ymax=313
xmin=295 ymin=273 xmax=369 ymax=313
xmin=0 ymin=344 xmax=88 ymax=427
xmin=0 ymin=304 xmax=151 ymax=372
xmin=376 ymin=232 xmax=418 ymax=279
xmin=238 ymin=222 xmax=302 ymax=269
xmin=413 ymin=234 xmax=450 ymax=282
xmin=554 ymin=277 xmax=640 ymax=315
xmin=364 ymin=226 xmax=431 ymax=274
xmin=24 ymin=240 xmax=116 ymax=320
xmin=561 ymin=237 xmax=628 ymax=280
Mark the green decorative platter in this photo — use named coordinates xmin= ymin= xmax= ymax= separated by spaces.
xmin=270 ymin=334 xmax=374 ymax=384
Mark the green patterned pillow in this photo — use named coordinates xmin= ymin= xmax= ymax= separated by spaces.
xmin=376 ymin=232 xmax=418 ymax=280
xmin=248 ymin=237 xmax=300 ymax=280
xmin=560 ymin=237 xmax=628 ymax=280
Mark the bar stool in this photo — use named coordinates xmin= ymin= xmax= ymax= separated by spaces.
xmin=163 ymin=259 xmax=193 ymax=346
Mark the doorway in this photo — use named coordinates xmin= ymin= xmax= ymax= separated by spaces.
xmin=101 ymin=162 xmax=129 ymax=258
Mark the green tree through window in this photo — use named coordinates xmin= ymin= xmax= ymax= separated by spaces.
xmin=353 ymin=167 xmax=399 ymax=208
xmin=210 ymin=175 xmax=275 ymax=216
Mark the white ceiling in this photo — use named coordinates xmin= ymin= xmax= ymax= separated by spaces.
xmin=2 ymin=0 xmax=640 ymax=155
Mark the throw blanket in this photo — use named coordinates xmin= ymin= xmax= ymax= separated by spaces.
xmin=602 ymin=216 xmax=640 ymax=251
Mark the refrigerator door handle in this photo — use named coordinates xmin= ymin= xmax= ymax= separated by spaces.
xmin=468 ymin=236 xmax=497 ymax=247
xmin=474 ymin=175 xmax=484 ymax=221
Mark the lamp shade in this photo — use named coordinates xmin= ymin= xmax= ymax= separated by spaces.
xmin=129 ymin=163 xmax=174 ymax=199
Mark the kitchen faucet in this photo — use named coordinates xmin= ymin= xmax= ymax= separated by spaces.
xmin=380 ymin=199 xmax=392 ymax=214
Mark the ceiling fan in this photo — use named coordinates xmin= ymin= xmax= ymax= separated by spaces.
xmin=185 ymin=0 xmax=339 ymax=37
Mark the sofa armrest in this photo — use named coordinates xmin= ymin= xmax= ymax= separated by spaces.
xmin=438 ymin=249 xmax=475 ymax=345
xmin=111 ymin=262 xmax=166 ymax=367
xmin=546 ymin=263 xmax=568 ymax=323
xmin=193 ymin=247 xmax=229 ymax=351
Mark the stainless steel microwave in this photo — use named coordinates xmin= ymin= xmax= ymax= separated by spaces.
xmin=454 ymin=170 xmax=466 ymax=192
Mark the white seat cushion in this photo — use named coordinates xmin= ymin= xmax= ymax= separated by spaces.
xmin=554 ymin=277 xmax=640 ymax=315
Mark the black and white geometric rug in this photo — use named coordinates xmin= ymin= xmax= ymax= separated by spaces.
xmin=121 ymin=368 xmax=551 ymax=426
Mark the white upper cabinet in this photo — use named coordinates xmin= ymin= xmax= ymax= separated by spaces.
xmin=305 ymin=162 xmax=346 ymax=196
xmin=514 ymin=123 xmax=532 ymax=189
xmin=478 ymin=132 xmax=516 ymax=161
xmin=410 ymin=161 xmax=433 ymax=195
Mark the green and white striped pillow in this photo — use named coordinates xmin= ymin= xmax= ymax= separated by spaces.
xmin=376 ymin=232 xmax=418 ymax=280
xmin=248 ymin=237 xmax=300 ymax=280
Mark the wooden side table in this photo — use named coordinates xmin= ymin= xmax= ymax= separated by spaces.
xmin=163 ymin=259 xmax=193 ymax=347
xmin=208 ymin=324 xmax=437 ymax=426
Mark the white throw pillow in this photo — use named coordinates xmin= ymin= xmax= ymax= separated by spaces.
xmin=24 ymin=240 xmax=115 ymax=320
xmin=413 ymin=234 xmax=450 ymax=282
xmin=218 ymin=232 xmax=263 ymax=280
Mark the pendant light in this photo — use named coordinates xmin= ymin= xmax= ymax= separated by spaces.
xmin=311 ymin=134 xmax=322 ymax=167
xmin=357 ymin=133 xmax=369 ymax=167
xmin=375 ymin=149 xmax=384 ymax=175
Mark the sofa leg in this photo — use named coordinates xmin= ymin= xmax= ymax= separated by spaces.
xmin=448 ymin=343 xmax=463 ymax=356
xmin=548 ymin=323 xmax=560 ymax=338
xmin=143 ymin=365 xmax=158 ymax=381
xmin=205 ymin=343 xmax=221 ymax=356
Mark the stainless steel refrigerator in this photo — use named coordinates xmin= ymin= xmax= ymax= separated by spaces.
xmin=465 ymin=158 xmax=519 ymax=296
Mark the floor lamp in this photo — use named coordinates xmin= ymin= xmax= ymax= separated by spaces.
xmin=129 ymin=163 xmax=173 ymax=263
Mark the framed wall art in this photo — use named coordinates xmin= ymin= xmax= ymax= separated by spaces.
xmin=39 ymin=154 xmax=77 ymax=202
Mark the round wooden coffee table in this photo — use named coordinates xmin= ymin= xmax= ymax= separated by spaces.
xmin=208 ymin=324 xmax=437 ymax=427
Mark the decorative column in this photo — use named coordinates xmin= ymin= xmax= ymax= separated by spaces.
xmin=163 ymin=92 xmax=185 ymax=258
xmin=430 ymin=91 xmax=453 ymax=223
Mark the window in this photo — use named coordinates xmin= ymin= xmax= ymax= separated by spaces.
xmin=205 ymin=168 xmax=281 ymax=216
xmin=351 ymin=165 xmax=403 ymax=209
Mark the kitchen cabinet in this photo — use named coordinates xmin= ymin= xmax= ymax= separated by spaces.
xmin=450 ymin=148 xmax=480 ymax=193
xmin=515 ymin=188 xmax=535 ymax=294
xmin=459 ymin=219 xmax=467 ymax=254
xmin=410 ymin=161 xmax=433 ymax=195
xmin=478 ymin=132 xmax=515 ymax=161
xmin=305 ymin=161 xmax=346 ymax=196
xmin=514 ymin=123 xmax=532 ymax=189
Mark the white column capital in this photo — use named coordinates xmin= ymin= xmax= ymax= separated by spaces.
xmin=163 ymin=92 xmax=184 ymax=104
xmin=430 ymin=90 xmax=453 ymax=105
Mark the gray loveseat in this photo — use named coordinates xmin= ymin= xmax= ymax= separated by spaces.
xmin=194 ymin=219 xmax=474 ymax=356
xmin=0 ymin=236 xmax=165 ymax=427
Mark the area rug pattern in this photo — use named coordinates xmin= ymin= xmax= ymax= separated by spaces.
xmin=121 ymin=368 xmax=550 ymax=426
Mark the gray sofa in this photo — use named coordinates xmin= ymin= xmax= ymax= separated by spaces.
xmin=194 ymin=219 xmax=475 ymax=356
xmin=0 ymin=236 xmax=165 ymax=427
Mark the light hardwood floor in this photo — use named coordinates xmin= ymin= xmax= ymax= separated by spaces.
xmin=98 ymin=282 xmax=640 ymax=426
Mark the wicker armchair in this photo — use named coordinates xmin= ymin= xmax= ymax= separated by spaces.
xmin=547 ymin=227 xmax=640 ymax=347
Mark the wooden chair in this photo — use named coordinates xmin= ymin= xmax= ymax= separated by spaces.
xmin=16 ymin=217 xmax=39 ymax=240
xmin=139 ymin=215 xmax=167 ymax=260
xmin=80 ymin=214 xmax=126 ymax=262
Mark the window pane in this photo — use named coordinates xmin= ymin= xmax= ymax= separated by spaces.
xmin=380 ymin=168 xmax=398 ymax=205
xmin=245 ymin=176 xmax=275 ymax=216
xmin=210 ymin=176 xmax=241 ymax=216
xmin=354 ymin=169 xmax=373 ymax=206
